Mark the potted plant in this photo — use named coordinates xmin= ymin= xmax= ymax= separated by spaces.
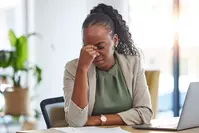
xmin=0 ymin=29 xmax=42 ymax=116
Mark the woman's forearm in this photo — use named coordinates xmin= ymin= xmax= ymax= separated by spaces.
xmin=104 ymin=114 xmax=125 ymax=125
xmin=85 ymin=114 xmax=125 ymax=126
xmin=71 ymin=66 xmax=88 ymax=109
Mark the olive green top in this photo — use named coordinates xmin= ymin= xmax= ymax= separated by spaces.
xmin=92 ymin=58 xmax=132 ymax=116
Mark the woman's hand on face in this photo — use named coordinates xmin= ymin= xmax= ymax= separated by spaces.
xmin=78 ymin=45 xmax=99 ymax=71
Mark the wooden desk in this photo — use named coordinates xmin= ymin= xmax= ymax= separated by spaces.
xmin=16 ymin=126 xmax=199 ymax=133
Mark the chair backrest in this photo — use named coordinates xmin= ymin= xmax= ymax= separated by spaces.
xmin=40 ymin=96 xmax=68 ymax=128
xmin=145 ymin=70 xmax=160 ymax=118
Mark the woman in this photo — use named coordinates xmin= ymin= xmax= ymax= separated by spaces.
xmin=63 ymin=3 xmax=153 ymax=127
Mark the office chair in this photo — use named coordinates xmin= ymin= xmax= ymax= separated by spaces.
xmin=145 ymin=70 xmax=160 ymax=118
xmin=40 ymin=96 xmax=68 ymax=128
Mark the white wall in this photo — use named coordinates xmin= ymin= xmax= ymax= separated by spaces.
xmin=29 ymin=0 xmax=87 ymax=103
xmin=0 ymin=0 xmax=26 ymax=50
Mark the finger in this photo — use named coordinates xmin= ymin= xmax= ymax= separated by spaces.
xmin=83 ymin=45 xmax=93 ymax=48
xmin=84 ymin=45 xmax=97 ymax=49
xmin=85 ymin=48 xmax=96 ymax=52
xmin=93 ymin=46 xmax=98 ymax=50
xmin=89 ymin=51 xmax=100 ymax=58
xmin=89 ymin=50 xmax=98 ymax=55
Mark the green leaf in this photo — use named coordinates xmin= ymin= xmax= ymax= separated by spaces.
xmin=34 ymin=66 xmax=42 ymax=84
xmin=8 ymin=29 xmax=17 ymax=47
xmin=0 ymin=50 xmax=7 ymax=68
xmin=0 ymin=74 xmax=11 ymax=79
xmin=15 ymin=36 xmax=28 ymax=69
xmin=18 ymin=36 xmax=28 ymax=61
xmin=12 ymin=116 xmax=20 ymax=121
xmin=8 ymin=51 xmax=16 ymax=67
xmin=0 ymin=50 xmax=13 ymax=68
xmin=34 ymin=109 xmax=41 ymax=119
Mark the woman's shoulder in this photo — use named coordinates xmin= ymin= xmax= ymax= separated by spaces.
xmin=125 ymin=54 xmax=141 ymax=62
xmin=116 ymin=52 xmax=142 ymax=65
xmin=127 ymin=48 xmax=144 ymax=63
xmin=115 ymin=51 xmax=144 ymax=73
xmin=64 ymin=58 xmax=79 ymax=71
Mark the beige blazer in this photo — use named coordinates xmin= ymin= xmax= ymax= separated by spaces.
xmin=63 ymin=52 xmax=153 ymax=127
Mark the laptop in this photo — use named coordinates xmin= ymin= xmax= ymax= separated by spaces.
xmin=134 ymin=82 xmax=199 ymax=131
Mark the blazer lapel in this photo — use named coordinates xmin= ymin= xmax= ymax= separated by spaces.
xmin=87 ymin=64 xmax=96 ymax=116
xmin=115 ymin=52 xmax=133 ymax=97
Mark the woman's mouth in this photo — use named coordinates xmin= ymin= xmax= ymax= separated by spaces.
xmin=93 ymin=59 xmax=104 ymax=64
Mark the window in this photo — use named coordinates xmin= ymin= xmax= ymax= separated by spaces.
xmin=180 ymin=58 xmax=188 ymax=75
xmin=129 ymin=0 xmax=174 ymax=117
xmin=129 ymin=0 xmax=199 ymax=117
xmin=179 ymin=0 xmax=199 ymax=110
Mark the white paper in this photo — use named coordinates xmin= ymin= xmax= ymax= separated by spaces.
xmin=53 ymin=126 xmax=130 ymax=133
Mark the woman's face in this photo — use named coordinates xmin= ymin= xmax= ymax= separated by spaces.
xmin=83 ymin=25 xmax=118 ymax=69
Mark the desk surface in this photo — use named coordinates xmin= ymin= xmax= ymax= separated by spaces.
xmin=16 ymin=126 xmax=199 ymax=133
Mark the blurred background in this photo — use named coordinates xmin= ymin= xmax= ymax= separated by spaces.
xmin=0 ymin=0 xmax=199 ymax=132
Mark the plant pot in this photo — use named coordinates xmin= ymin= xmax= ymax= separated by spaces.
xmin=22 ymin=120 xmax=37 ymax=130
xmin=4 ymin=87 xmax=30 ymax=116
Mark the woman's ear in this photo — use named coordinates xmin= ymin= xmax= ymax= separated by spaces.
xmin=113 ymin=34 xmax=119 ymax=48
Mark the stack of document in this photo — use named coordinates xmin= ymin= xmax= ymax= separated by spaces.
xmin=53 ymin=126 xmax=130 ymax=133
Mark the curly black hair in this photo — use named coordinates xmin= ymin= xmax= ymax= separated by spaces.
xmin=82 ymin=3 xmax=138 ymax=56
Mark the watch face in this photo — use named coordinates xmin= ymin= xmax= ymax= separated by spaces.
xmin=101 ymin=115 xmax=107 ymax=122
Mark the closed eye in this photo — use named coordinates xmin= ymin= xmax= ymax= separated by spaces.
xmin=97 ymin=45 xmax=104 ymax=50
xmin=95 ymin=42 xmax=105 ymax=50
